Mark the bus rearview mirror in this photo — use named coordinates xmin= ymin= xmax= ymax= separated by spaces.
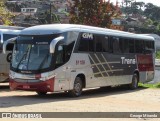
xmin=50 ymin=36 xmax=64 ymax=54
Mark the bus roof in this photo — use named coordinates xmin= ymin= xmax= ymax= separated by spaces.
xmin=20 ymin=24 xmax=154 ymax=40
xmin=0 ymin=25 xmax=25 ymax=30
xmin=0 ymin=29 xmax=21 ymax=35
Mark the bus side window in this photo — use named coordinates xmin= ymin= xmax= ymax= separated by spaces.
xmin=56 ymin=45 xmax=64 ymax=65
xmin=95 ymin=34 xmax=110 ymax=53
xmin=65 ymin=41 xmax=75 ymax=62
xmin=151 ymin=41 xmax=155 ymax=50
xmin=102 ymin=36 xmax=109 ymax=52
xmin=95 ymin=35 xmax=103 ymax=52
xmin=122 ymin=38 xmax=129 ymax=53
xmin=144 ymin=40 xmax=154 ymax=53
xmin=145 ymin=41 xmax=154 ymax=50
xmin=129 ymin=39 xmax=135 ymax=53
xmin=135 ymin=39 xmax=144 ymax=53
xmin=78 ymin=33 xmax=94 ymax=52
xmin=119 ymin=38 xmax=124 ymax=53
xmin=112 ymin=37 xmax=121 ymax=53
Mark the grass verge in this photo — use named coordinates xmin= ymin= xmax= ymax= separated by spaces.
xmin=138 ymin=83 xmax=160 ymax=88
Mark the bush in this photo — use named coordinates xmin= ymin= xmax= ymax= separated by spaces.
xmin=156 ymin=51 xmax=160 ymax=59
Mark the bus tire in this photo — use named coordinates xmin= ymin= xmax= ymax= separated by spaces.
xmin=36 ymin=91 xmax=47 ymax=95
xmin=69 ymin=77 xmax=83 ymax=97
xmin=129 ymin=74 xmax=138 ymax=90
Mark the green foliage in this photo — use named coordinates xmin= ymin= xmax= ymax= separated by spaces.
xmin=157 ymin=24 xmax=160 ymax=31
xmin=69 ymin=0 xmax=121 ymax=28
xmin=121 ymin=1 xmax=160 ymax=33
xmin=139 ymin=83 xmax=160 ymax=89
xmin=144 ymin=3 xmax=160 ymax=21
xmin=0 ymin=1 xmax=13 ymax=25
xmin=143 ymin=19 xmax=153 ymax=28
xmin=156 ymin=51 xmax=160 ymax=59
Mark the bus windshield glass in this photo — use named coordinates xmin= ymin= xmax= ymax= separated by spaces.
xmin=11 ymin=34 xmax=59 ymax=71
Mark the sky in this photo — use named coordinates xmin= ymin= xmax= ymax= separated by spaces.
xmin=110 ymin=0 xmax=160 ymax=7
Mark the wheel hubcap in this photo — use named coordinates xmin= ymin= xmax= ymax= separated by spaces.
xmin=74 ymin=83 xmax=81 ymax=93
xmin=134 ymin=77 xmax=138 ymax=88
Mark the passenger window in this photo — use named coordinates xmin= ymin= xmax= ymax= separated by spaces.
xmin=145 ymin=41 xmax=154 ymax=50
xmin=119 ymin=38 xmax=124 ymax=53
xmin=94 ymin=34 xmax=109 ymax=52
xmin=78 ymin=33 xmax=94 ymax=52
xmin=129 ymin=39 xmax=135 ymax=53
xmin=112 ymin=37 xmax=121 ymax=53
xmin=65 ymin=42 xmax=75 ymax=62
xmin=123 ymin=39 xmax=129 ymax=53
xmin=102 ymin=36 xmax=109 ymax=52
xmin=135 ymin=40 xmax=144 ymax=53
xmin=95 ymin=35 xmax=103 ymax=52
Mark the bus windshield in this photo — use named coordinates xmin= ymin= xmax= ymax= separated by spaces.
xmin=11 ymin=34 xmax=59 ymax=71
xmin=12 ymin=44 xmax=52 ymax=70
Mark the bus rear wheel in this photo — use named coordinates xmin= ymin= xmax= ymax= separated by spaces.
xmin=36 ymin=91 xmax=47 ymax=96
xmin=129 ymin=74 xmax=138 ymax=90
xmin=69 ymin=77 xmax=83 ymax=97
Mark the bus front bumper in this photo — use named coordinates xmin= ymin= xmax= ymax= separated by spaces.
xmin=9 ymin=78 xmax=54 ymax=92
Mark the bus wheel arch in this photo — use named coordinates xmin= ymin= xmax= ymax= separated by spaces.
xmin=76 ymin=74 xmax=86 ymax=88
xmin=69 ymin=74 xmax=86 ymax=97
xmin=129 ymin=71 xmax=139 ymax=90
xmin=134 ymin=70 xmax=139 ymax=82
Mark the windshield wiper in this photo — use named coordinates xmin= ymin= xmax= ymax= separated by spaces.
xmin=16 ymin=47 xmax=30 ymax=70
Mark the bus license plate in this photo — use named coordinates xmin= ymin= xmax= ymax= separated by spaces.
xmin=23 ymin=85 xmax=30 ymax=89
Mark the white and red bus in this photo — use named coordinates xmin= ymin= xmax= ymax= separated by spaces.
xmin=3 ymin=24 xmax=155 ymax=96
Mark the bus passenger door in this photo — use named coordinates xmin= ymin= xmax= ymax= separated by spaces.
xmin=54 ymin=45 xmax=71 ymax=91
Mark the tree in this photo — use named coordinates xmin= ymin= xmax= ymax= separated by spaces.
xmin=69 ymin=0 xmax=121 ymax=28
xmin=131 ymin=2 xmax=145 ymax=14
xmin=137 ymin=2 xmax=145 ymax=11
xmin=0 ymin=1 xmax=13 ymax=25
xmin=143 ymin=18 xmax=153 ymax=28
xmin=144 ymin=3 xmax=160 ymax=21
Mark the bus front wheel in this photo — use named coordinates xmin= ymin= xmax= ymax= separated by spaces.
xmin=129 ymin=74 xmax=138 ymax=90
xmin=69 ymin=77 xmax=83 ymax=97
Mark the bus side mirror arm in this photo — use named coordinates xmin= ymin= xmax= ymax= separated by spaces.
xmin=3 ymin=37 xmax=17 ymax=54
xmin=50 ymin=36 xmax=64 ymax=54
